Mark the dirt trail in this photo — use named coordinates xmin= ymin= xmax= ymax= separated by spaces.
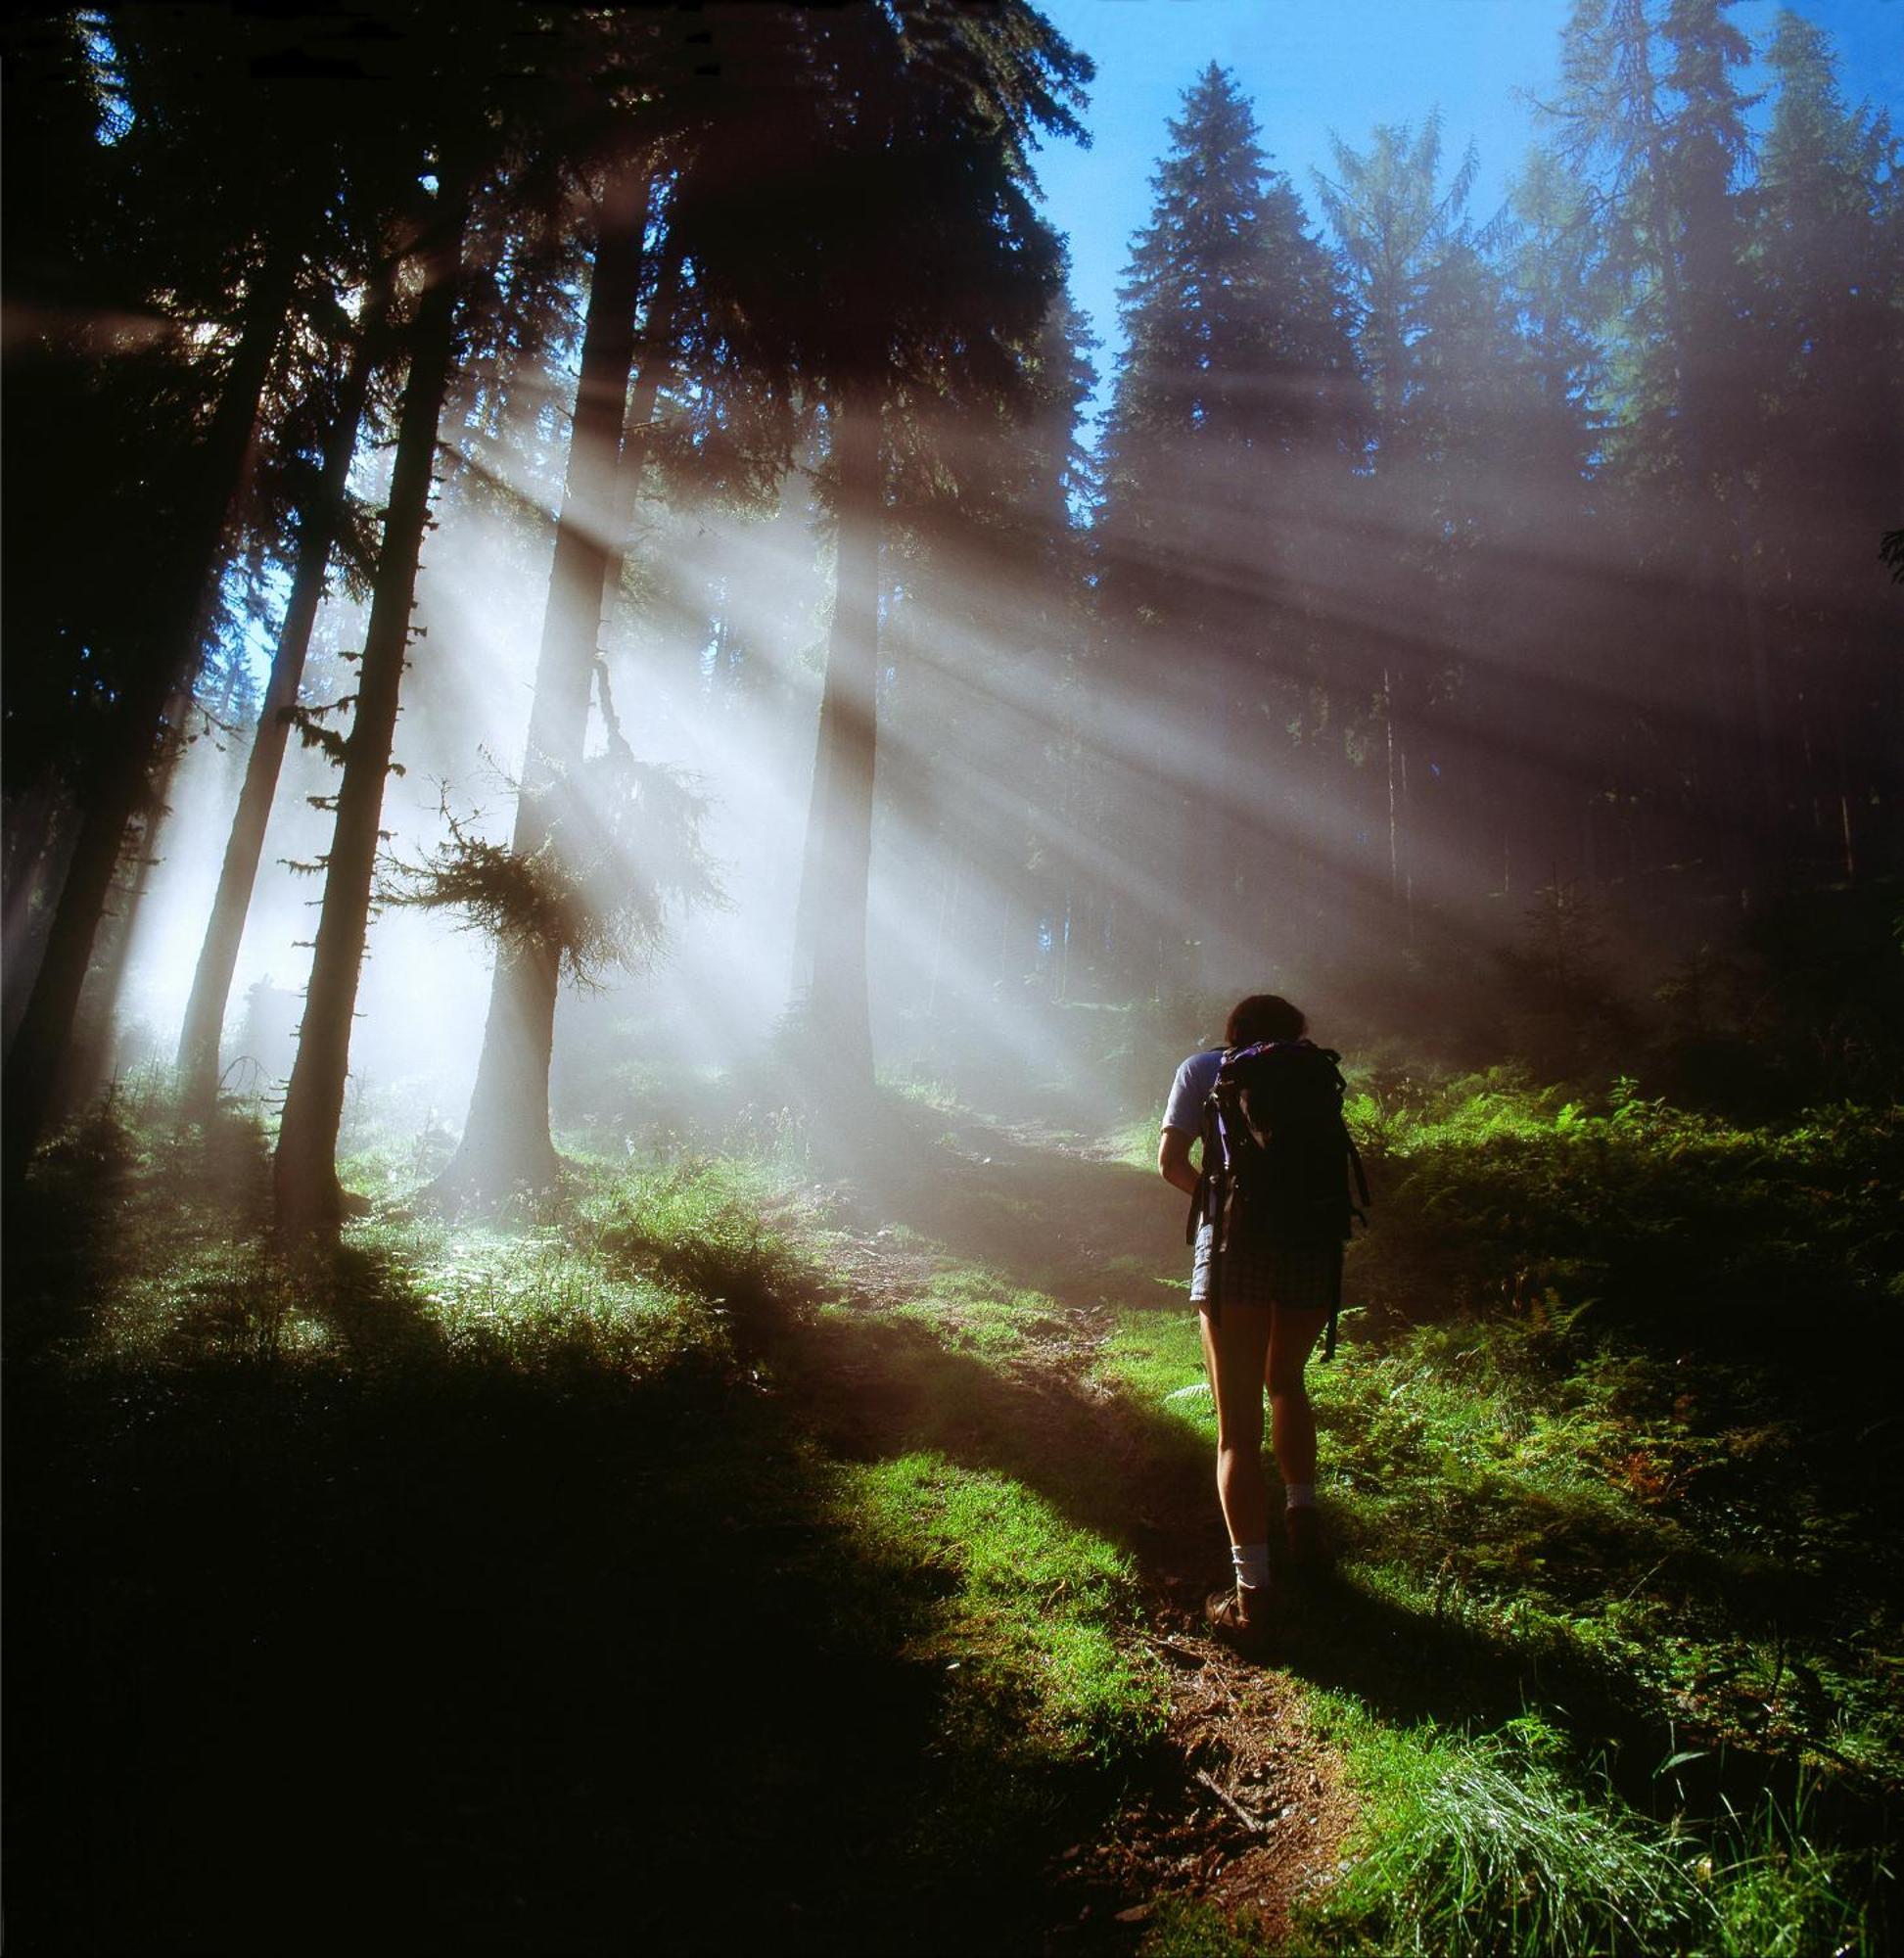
xmin=775 ymin=1111 xmax=1357 ymax=1949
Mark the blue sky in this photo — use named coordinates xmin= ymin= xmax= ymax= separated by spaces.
xmin=1033 ymin=0 xmax=1904 ymax=408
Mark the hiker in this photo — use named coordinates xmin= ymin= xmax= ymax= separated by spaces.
xmin=1159 ymin=993 xmax=1360 ymax=1646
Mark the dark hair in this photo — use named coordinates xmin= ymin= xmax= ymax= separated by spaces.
xmin=1225 ymin=993 xmax=1307 ymax=1049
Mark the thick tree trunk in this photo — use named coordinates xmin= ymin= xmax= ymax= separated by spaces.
xmin=2 ymin=245 xmax=295 ymax=1190
xmin=795 ymin=381 xmax=882 ymax=1092
xmin=438 ymin=163 xmax=654 ymax=1204
xmin=176 ymin=270 xmax=394 ymax=1118
xmin=273 ymin=173 xmax=473 ymax=1236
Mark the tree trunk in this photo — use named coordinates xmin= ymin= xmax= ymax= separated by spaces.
xmin=176 ymin=268 xmax=395 ymax=1118
xmin=438 ymin=163 xmax=654 ymax=1204
xmin=2 ymin=780 xmax=70 ymax=1043
xmin=64 ymin=699 xmax=192 ymax=1111
xmin=795 ymin=380 xmax=882 ymax=1093
xmin=273 ymin=171 xmax=473 ymax=1235
xmin=2 ymin=244 xmax=296 ymax=1190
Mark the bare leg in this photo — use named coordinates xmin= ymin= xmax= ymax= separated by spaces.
xmin=1198 ymin=1303 xmax=1276 ymax=1551
xmin=1266 ymin=1306 xmax=1329 ymax=1493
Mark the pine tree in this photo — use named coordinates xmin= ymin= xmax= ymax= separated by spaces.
xmin=1544 ymin=0 xmax=1768 ymax=877
xmin=432 ymin=156 xmax=659 ymax=1202
xmin=272 ymin=145 xmax=482 ymax=1233
xmin=1312 ymin=113 xmax=1492 ymax=933
xmin=174 ymin=263 xmax=397 ymax=1118
xmin=1756 ymin=10 xmax=1904 ymax=879
xmin=0 ymin=1 xmax=402 ymax=1185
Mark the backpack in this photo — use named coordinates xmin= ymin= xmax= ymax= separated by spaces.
xmin=1187 ymin=1040 xmax=1370 ymax=1357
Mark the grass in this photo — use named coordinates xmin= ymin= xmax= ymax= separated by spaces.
xmin=1278 ymin=1700 xmax=1890 ymax=1958
xmin=5 ymin=1099 xmax=1170 ymax=1954
xmin=1288 ymin=1702 xmax=1705 ymax=1956
xmin=1090 ymin=1070 xmax=1900 ymax=1955
xmin=9 ymin=1068 xmax=1899 ymax=1954
xmin=836 ymin=1453 xmax=1163 ymax=1766
xmin=860 ymin=1263 xmax=1077 ymax=1361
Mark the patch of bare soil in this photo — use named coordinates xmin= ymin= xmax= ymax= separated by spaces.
xmin=1042 ymin=1613 xmax=1354 ymax=1952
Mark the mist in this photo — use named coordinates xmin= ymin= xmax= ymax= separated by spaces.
xmin=6 ymin=4 xmax=1892 ymax=1193
xmin=7 ymin=5 xmax=1903 ymax=1951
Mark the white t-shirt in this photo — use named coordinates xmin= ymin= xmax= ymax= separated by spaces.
xmin=1162 ymin=1049 xmax=1225 ymax=1134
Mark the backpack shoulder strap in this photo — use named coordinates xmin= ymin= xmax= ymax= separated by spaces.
xmin=1184 ymin=1051 xmax=1229 ymax=1245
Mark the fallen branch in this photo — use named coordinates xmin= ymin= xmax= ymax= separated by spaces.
xmin=1139 ymin=1632 xmax=1207 ymax=1668
xmin=1193 ymin=1768 xmax=1265 ymax=1835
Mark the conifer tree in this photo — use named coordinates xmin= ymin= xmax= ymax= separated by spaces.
xmin=273 ymin=154 xmax=482 ymax=1235
xmin=1544 ymin=0 xmax=1767 ymax=868
xmin=1756 ymin=10 xmax=1904 ymax=877
xmin=0 ymin=2 xmax=402 ymax=1184
xmin=431 ymin=157 xmax=660 ymax=1202
xmin=174 ymin=265 xmax=396 ymax=1118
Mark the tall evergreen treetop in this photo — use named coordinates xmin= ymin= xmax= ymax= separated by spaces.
xmin=669 ymin=0 xmax=1088 ymax=412
xmin=1112 ymin=64 xmax=1354 ymax=457
xmin=1312 ymin=111 xmax=1480 ymax=454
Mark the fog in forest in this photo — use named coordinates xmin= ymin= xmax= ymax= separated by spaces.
xmin=5 ymin=0 xmax=1899 ymax=1209
xmin=9 ymin=8 xmax=1904 ymax=1949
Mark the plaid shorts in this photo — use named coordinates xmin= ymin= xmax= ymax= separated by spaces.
xmin=1191 ymin=1222 xmax=1342 ymax=1316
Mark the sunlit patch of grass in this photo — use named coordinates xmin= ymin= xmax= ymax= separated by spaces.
xmin=832 ymin=1452 xmax=1164 ymax=1768
xmin=881 ymin=1070 xmax=965 ymax=1117
xmin=1295 ymin=1701 xmax=1712 ymax=1957
xmin=575 ymin=1149 xmax=824 ymax=1309
xmin=1110 ymin=1114 xmax=1163 ymax=1170
xmin=1095 ymin=1307 xmax=1215 ymax=1439
xmin=23 ymin=1117 xmax=751 ymax=1391
xmin=404 ymin=1224 xmax=707 ymax=1377
xmin=86 ymin=1238 xmax=313 ymax=1369
xmin=876 ymin=1266 xmax=1072 ymax=1360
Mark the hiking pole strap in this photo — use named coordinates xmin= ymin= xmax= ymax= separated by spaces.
xmin=1184 ymin=1167 xmax=1208 ymax=1246
xmin=1345 ymin=1130 xmax=1370 ymax=1215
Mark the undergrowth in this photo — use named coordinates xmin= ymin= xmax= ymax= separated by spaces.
xmin=1101 ymin=1069 xmax=1900 ymax=1955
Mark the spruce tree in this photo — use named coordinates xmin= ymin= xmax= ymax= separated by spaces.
xmin=432 ymin=157 xmax=659 ymax=1203
xmin=1544 ymin=0 xmax=1767 ymax=874
xmin=174 ymin=263 xmax=397 ymax=1118
xmin=1756 ymin=10 xmax=1904 ymax=878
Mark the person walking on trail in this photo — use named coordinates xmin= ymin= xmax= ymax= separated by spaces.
xmin=1159 ymin=992 xmax=1364 ymax=1649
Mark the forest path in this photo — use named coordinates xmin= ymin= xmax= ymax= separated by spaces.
xmin=756 ymin=1109 xmax=1358 ymax=1948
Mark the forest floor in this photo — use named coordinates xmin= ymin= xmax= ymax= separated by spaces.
xmin=5 ymin=1082 xmax=1899 ymax=1954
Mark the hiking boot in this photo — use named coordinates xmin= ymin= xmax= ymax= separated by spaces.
xmin=1204 ymin=1582 xmax=1270 ymax=1651
xmin=1283 ymin=1506 xmax=1330 ymax=1574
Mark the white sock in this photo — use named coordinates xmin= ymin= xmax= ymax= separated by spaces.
xmin=1284 ymin=1483 xmax=1317 ymax=1510
xmin=1231 ymin=1542 xmax=1271 ymax=1591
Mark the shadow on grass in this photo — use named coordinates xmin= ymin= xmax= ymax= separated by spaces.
xmin=6 ymin=1105 xmax=1225 ymax=1957
xmin=7 ymin=1102 xmax=1892 ymax=1954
